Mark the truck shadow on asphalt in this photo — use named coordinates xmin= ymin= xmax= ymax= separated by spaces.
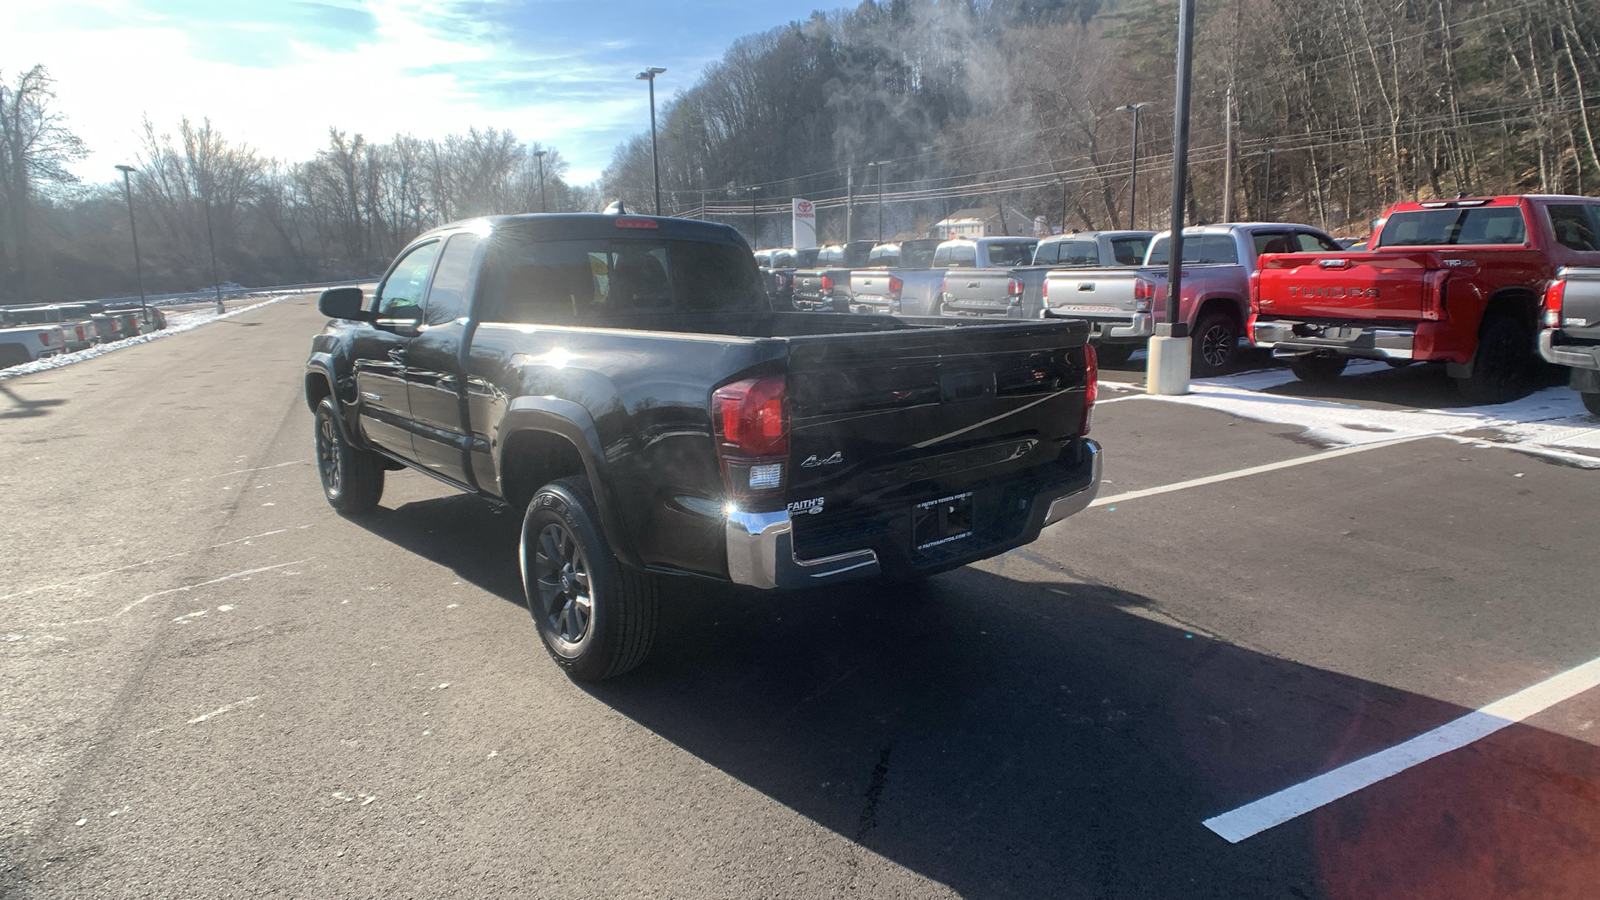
xmin=357 ymin=494 xmax=1600 ymax=899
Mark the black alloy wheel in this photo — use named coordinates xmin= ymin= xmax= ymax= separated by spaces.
xmin=532 ymin=522 xmax=594 ymax=649
xmin=1290 ymin=353 xmax=1348 ymax=383
xmin=314 ymin=397 xmax=384 ymax=514
xmin=520 ymin=477 xmax=659 ymax=681
xmin=1190 ymin=311 xmax=1239 ymax=377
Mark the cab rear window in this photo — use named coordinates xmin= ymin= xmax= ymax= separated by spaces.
xmin=1377 ymin=207 xmax=1528 ymax=247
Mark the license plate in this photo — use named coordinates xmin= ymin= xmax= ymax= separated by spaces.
xmin=913 ymin=492 xmax=974 ymax=550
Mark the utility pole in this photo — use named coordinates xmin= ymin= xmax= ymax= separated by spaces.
xmin=1222 ymin=86 xmax=1235 ymax=223
xmin=114 ymin=165 xmax=150 ymax=327
xmin=202 ymin=194 xmax=224 ymax=315
xmin=1263 ymin=149 xmax=1277 ymax=221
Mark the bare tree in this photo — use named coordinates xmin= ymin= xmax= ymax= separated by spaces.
xmin=0 ymin=65 xmax=87 ymax=300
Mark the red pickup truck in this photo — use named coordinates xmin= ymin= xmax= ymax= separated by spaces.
xmin=1249 ymin=195 xmax=1600 ymax=402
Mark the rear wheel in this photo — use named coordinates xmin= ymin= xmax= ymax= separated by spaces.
xmin=1191 ymin=311 xmax=1240 ymax=377
xmin=0 ymin=345 xmax=31 ymax=369
xmin=1583 ymin=392 xmax=1600 ymax=417
xmin=522 ymin=477 xmax=659 ymax=681
xmin=1093 ymin=343 xmax=1136 ymax=367
xmin=314 ymin=397 xmax=384 ymax=514
xmin=1456 ymin=315 xmax=1531 ymax=404
xmin=1290 ymin=353 xmax=1348 ymax=383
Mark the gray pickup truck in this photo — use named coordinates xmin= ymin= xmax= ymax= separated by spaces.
xmin=1040 ymin=223 xmax=1341 ymax=373
xmin=934 ymin=237 xmax=1040 ymax=317
xmin=1540 ymin=267 xmax=1600 ymax=414
xmin=792 ymin=241 xmax=873 ymax=312
xmin=848 ymin=239 xmax=945 ymax=316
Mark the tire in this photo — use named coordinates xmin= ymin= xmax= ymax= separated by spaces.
xmin=1290 ymin=353 xmax=1348 ymax=383
xmin=521 ymin=476 xmax=659 ymax=681
xmin=314 ymin=397 xmax=384 ymax=514
xmin=1583 ymin=392 xmax=1600 ymax=417
xmin=1190 ymin=310 xmax=1240 ymax=377
xmin=1093 ymin=343 xmax=1136 ymax=367
xmin=1384 ymin=359 xmax=1414 ymax=369
xmin=0 ymin=344 xmax=31 ymax=369
xmin=1456 ymin=315 xmax=1531 ymax=404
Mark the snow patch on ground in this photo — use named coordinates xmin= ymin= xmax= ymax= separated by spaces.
xmin=1141 ymin=370 xmax=1600 ymax=466
xmin=1 ymin=293 xmax=297 ymax=380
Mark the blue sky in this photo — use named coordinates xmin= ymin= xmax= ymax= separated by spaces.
xmin=4 ymin=0 xmax=836 ymax=186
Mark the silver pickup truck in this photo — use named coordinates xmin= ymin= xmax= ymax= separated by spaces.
xmin=848 ymin=239 xmax=944 ymax=316
xmin=0 ymin=309 xmax=67 ymax=368
xmin=1040 ymin=223 xmax=1341 ymax=373
xmin=1540 ymin=267 xmax=1600 ymax=415
xmin=934 ymin=237 xmax=1040 ymax=317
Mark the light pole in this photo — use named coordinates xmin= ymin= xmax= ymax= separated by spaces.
xmin=866 ymin=160 xmax=889 ymax=241
xmin=202 ymin=193 xmax=224 ymax=314
xmin=636 ymin=66 xmax=666 ymax=215
xmin=1115 ymin=103 xmax=1152 ymax=229
xmin=1146 ymin=0 xmax=1195 ymax=396
xmin=114 ymin=164 xmax=150 ymax=327
xmin=534 ymin=149 xmax=548 ymax=212
xmin=1262 ymin=148 xmax=1278 ymax=221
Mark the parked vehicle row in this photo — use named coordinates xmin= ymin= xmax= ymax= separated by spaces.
xmin=758 ymin=193 xmax=1600 ymax=410
xmin=0 ymin=302 xmax=167 ymax=369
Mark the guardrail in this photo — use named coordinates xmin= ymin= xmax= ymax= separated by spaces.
xmin=89 ymin=278 xmax=377 ymax=311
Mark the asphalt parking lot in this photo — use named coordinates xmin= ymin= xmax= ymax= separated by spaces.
xmin=3 ymin=295 xmax=1598 ymax=898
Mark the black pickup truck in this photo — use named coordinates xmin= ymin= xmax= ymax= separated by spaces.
xmin=306 ymin=213 xmax=1102 ymax=680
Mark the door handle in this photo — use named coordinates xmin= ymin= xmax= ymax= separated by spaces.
xmin=387 ymin=348 xmax=407 ymax=363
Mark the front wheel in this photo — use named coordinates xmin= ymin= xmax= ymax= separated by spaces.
xmin=314 ymin=397 xmax=384 ymax=514
xmin=1456 ymin=315 xmax=1531 ymax=404
xmin=1290 ymin=353 xmax=1348 ymax=383
xmin=1190 ymin=311 xmax=1240 ymax=377
xmin=521 ymin=477 xmax=659 ymax=681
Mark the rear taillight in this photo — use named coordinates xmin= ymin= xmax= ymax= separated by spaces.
xmin=940 ymin=276 xmax=948 ymax=300
xmin=1545 ymin=278 xmax=1566 ymax=328
xmin=887 ymin=275 xmax=903 ymax=299
xmin=820 ymin=274 xmax=835 ymax=294
xmin=713 ymin=375 xmax=789 ymax=506
xmin=1422 ymin=271 xmax=1450 ymax=322
xmin=39 ymin=331 xmax=52 ymax=345
xmin=1080 ymin=344 xmax=1098 ymax=436
xmin=75 ymin=325 xmax=85 ymax=341
xmin=1007 ymin=277 xmax=1024 ymax=298
xmin=1132 ymin=278 xmax=1154 ymax=313
xmin=1249 ymin=269 xmax=1263 ymax=314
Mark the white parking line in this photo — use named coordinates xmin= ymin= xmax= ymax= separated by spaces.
xmin=1204 ymin=653 xmax=1600 ymax=843
xmin=1088 ymin=436 xmax=1429 ymax=508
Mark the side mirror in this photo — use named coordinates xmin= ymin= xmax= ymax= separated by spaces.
xmin=318 ymin=287 xmax=369 ymax=321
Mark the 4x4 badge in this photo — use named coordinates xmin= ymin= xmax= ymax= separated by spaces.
xmin=801 ymin=451 xmax=844 ymax=468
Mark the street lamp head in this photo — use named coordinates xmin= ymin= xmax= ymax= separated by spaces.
xmin=1116 ymin=102 xmax=1153 ymax=113
xmin=534 ymin=149 xmax=547 ymax=159
xmin=636 ymin=66 xmax=666 ymax=81
xmin=115 ymin=164 xmax=136 ymax=173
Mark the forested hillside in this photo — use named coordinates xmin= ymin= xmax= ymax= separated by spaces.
xmin=2 ymin=0 xmax=1597 ymax=302
xmin=603 ymin=0 xmax=1600 ymax=246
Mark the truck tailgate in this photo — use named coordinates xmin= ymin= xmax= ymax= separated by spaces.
xmin=943 ymin=271 xmax=1014 ymax=312
xmin=1560 ymin=268 xmax=1600 ymax=342
xmin=781 ymin=320 xmax=1091 ymax=561
xmin=1257 ymin=251 xmax=1439 ymax=320
xmin=1043 ymin=267 xmax=1141 ymax=317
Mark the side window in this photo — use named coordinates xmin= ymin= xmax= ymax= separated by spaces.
xmin=1111 ymin=238 xmax=1149 ymax=265
xmin=377 ymin=241 xmax=441 ymax=317
xmin=1295 ymin=232 xmax=1343 ymax=253
xmin=1252 ymin=232 xmax=1295 ymax=259
xmin=1033 ymin=243 xmax=1058 ymax=265
xmin=423 ymin=234 xmax=481 ymax=326
xmin=1548 ymin=205 xmax=1600 ymax=251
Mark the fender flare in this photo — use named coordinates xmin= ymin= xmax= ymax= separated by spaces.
xmin=304 ymin=359 xmax=364 ymax=447
xmin=498 ymin=397 xmax=642 ymax=570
